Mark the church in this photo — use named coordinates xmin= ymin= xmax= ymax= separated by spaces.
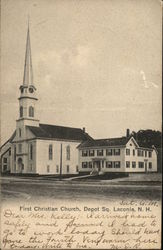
xmin=0 ymin=25 xmax=93 ymax=175
xmin=0 ymin=25 xmax=158 ymax=176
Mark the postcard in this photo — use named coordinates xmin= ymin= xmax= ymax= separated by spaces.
xmin=0 ymin=0 xmax=162 ymax=249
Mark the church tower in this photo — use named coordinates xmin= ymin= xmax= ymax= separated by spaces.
xmin=17 ymin=22 xmax=39 ymax=129
xmin=13 ymin=23 xmax=39 ymax=173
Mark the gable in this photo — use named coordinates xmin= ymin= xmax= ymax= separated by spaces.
xmin=126 ymin=137 xmax=139 ymax=148
xmin=12 ymin=127 xmax=36 ymax=142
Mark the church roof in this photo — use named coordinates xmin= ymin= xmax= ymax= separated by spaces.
xmin=23 ymin=22 xmax=33 ymax=85
xmin=78 ymin=136 xmax=131 ymax=148
xmin=27 ymin=123 xmax=93 ymax=142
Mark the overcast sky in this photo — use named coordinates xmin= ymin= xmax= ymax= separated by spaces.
xmin=1 ymin=0 xmax=162 ymax=145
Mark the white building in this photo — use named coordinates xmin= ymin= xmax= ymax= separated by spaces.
xmin=0 ymin=25 xmax=92 ymax=176
xmin=0 ymin=26 xmax=158 ymax=176
xmin=78 ymin=132 xmax=158 ymax=174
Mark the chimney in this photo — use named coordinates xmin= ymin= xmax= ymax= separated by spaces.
xmin=83 ymin=127 xmax=86 ymax=133
xmin=126 ymin=128 xmax=130 ymax=138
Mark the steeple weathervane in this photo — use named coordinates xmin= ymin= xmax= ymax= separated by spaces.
xmin=23 ymin=20 xmax=33 ymax=85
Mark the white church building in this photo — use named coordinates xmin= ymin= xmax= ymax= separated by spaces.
xmin=0 ymin=25 xmax=92 ymax=176
xmin=0 ymin=26 xmax=158 ymax=176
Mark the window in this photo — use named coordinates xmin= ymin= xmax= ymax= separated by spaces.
xmin=67 ymin=165 xmax=69 ymax=173
xmin=29 ymin=144 xmax=33 ymax=160
xmin=89 ymin=150 xmax=94 ymax=156
xmin=138 ymin=150 xmax=144 ymax=157
xmin=145 ymin=151 xmax=147 ymax=157
xmin=114 ymin=149 xmax=120 ymax=155
xmin=132 ymin=162 xmax=136 ymax=168
xmin=149 ymin=162 xmax=152 ymax=169
xmin=66 ymin=145 xmax=70 ymax=160
xmin=97 ymin=149 xmax=103 ymax=156
xmin=82 ymin=150 xmax=88 ymax=157
xmin=18 ymin=144 xmax=22 ymax=153
xmin=29 ymin=87 xmax=34 ymax=93
xmin=47 ymin=165 xmax=50 ymax=173
xmin=76 ymin=165 xmax=79 ymax=172
xmin=82 ymin=162 xmax=88 ymax=168
xmin=138 ymin=162 xmax=144 ymax=168
xmin=126 ymin=149 xmax=130 ymax=155
xmin=115 ymin=161 xmax=120 ymax=168
xmin=133 ymin=149 xmax=135 ymax=156
xmin=56 ymin=165 xmax=59 ymax=173
xmin=148 ymin=151 xmax=152 ymax=158
xmin=19 ymin=128 xmax=22 ymax=137
xmin=29 ymin=106 xmax=34 ymax=117
xmin=126 ymin=161 xmax=130 ymax=168
xmin=14 ymin=146 xmax=16 ymax=161
xmin=9 ymin=149 xmax=11 ymax=156
xmin=20 ymin=106 xmax=23 ymax=118
xmin=3 ymin=158 xmax=7 ymax=164
xmin=106 ymin=161 xmax=113 ymax=168
xmin=106 ymin=149 xmax=112 ymax=156
xmin=89 ymin=162 xmax=93 ymax=168
xmin=3 ymin=165 xmax=7 ymax=171
xmin=49 ymin=145 xmax=53 ymax=160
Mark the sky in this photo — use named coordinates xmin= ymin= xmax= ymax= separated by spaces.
xmin=0 ymin=0 xmax=162 ymax=145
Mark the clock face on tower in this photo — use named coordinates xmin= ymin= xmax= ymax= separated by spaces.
xmin=29 ymin=87 xmax=34 ymax=93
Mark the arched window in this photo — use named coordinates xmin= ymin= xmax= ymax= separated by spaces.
xmin=29 ymin=106 xmax=34 ymax=117
xmin=49 ymin=144 xmax=53 ymax=160
xmin=29 ymin=144 xmax=33 ymax=160
xmin=66 ymin=145 xmax=70 ymax=160
xmin=20 ymin=106 xmax=23 ymax=118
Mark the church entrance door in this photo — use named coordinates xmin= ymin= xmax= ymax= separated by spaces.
xmin=18 ymin=158 xmax=24 ymax=173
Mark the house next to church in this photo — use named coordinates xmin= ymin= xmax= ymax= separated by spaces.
xmin=0 ymin=25 xmax=158 ymax=176
xmin=78 ymin=129 xmax=158 ymax=174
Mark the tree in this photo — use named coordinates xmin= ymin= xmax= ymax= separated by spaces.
xmin=131 ymin=129 xmax=162 ymax=172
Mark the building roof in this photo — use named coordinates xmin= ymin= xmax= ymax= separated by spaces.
xmin=78 ymin=136 xmax=131 ymax=148
xmin=27 ymin=123 xmax=93 ymax=142
xmin=0 ymin=130 xmax=16 ymax=150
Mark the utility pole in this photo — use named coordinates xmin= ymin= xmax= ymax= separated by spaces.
xmin=59 ymin=143 xmax=62 ymax=180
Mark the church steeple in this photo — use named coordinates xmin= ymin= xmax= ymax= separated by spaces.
xmin=23 ymin=22 xmax=33 ymax=86
xmin=17 ymin=21 xmax=39 ymax=127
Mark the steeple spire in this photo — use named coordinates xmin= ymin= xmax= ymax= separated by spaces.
xmin=23 ymin=20 xmax=33 ymax=85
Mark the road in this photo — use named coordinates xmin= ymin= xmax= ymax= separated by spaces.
xmin=1 ymin=176 xmax=161 ymax=203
